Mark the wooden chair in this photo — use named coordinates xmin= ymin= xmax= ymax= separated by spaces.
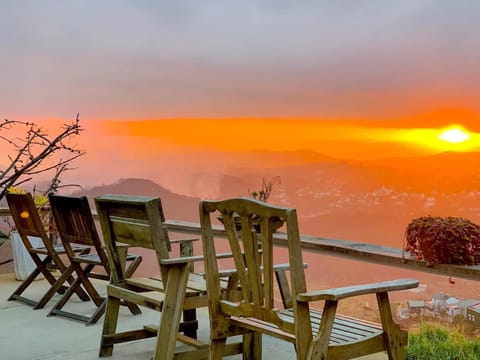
xmin=47 ymin=194 xmax=143 ymax=325
xmin=96 ymin=194 xmax=233 ymax=360
xmin=6 ymin=192 xmax=90 ymax=309
xmin=200 ymin=197 xmax=420 ymax=359
xmin=96 ymin=195 xmax=300 ymax=359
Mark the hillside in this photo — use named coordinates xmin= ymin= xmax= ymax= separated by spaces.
xmin=72 ymin=178 xmax=201 ymax=222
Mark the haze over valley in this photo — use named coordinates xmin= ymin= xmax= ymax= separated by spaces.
xmin=67 ymin=148 xmax=480 ymax=300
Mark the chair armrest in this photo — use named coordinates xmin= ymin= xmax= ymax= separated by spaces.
xmin=159 ymin=252 xmax=236 ymax=266
xmin=297 ymin=278 xmax=419 ymax=302
xmin=215 ymin=262 xmax=296 ymax=278
xmin=159 ymin=255 xmax=204 ymax=265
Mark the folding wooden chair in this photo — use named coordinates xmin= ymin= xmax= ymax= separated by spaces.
xmin=6 ymin=192 xmax=90 ymax=309
xmin=200 ymin=197 xmax=420 ymax=359
xmin=47 ymin=194 xmax=143 ymax=325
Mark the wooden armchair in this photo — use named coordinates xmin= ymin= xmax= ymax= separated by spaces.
xmin=6 ymin=192 xmax=90 ymax=309
xmin=47 ymin=194 xmax=143 ymax=325
xmin=95 ymin=194 xmax=234 ymax=359
xmin=200 ymin=197 xmax=419 ymax=359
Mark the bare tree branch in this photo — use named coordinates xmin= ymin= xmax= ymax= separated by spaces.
xmin=0 ymin=115 xmax=85 ymax=201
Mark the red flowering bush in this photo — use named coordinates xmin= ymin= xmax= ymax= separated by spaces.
xmin=404 ymin=216 xmax=480 ymax=265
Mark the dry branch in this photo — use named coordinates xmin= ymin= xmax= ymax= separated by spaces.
xmin=0 ymin=115 xmax=85 ymax=200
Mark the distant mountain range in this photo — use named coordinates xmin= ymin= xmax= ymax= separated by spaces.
xmin=148 ymin=149 xmax=480 ymax=197
xmin=70 ymin=147 xmax=480 ymax=249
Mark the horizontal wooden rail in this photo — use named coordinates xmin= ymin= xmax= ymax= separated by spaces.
xmin=164 ymin=220 xmax=480 ymax=282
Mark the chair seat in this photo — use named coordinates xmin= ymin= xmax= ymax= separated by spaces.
xmin=107 ymin=284 xmax=166 ymax=308
xmin=148 ymin=273 xmax=209 ymax=295
xmin=126 ymin=276 xmax=207 ymax=297
xmin=230 ymin=308 xmax=383 ymax=345
xmin=73 ymin=252 xmax=139 ymax=265
xmin=31 ymin=243 xmax=89 ymax=255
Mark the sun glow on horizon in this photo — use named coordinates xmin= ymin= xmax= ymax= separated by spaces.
xmin=438 ymin=127 xmax=470 ymax=143
xmin=391 ymin=124 xmax=480 ymax=153
xmin=100 ymin=119 xmax=480 ymax=161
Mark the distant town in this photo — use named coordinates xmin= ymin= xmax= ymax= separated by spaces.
xmin=399 ymin=290 xmax=480 ymax=334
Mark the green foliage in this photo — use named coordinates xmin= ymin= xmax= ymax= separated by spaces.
xmin=406 ymin=323 xmax=480 ymax=360
xmin=405 ymin=216 xmax=480 ymax=265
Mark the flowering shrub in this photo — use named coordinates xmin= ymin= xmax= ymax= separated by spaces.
xmin=404 ymin=216 xmax=480 ymax=265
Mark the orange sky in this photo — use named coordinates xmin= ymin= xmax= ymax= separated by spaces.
xmin=6 ymin=110 xmax=480 ymax=179
xmin=2 ymin=109 xmax=480 ymax=202
xmin=99 ymin=108 xmax=480 ymax=160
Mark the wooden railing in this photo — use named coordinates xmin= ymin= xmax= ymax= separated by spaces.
xmin=164 ymin=219 xmax=480 ymax=282
xmin=2 ymin=207 xmax=480 ymax=281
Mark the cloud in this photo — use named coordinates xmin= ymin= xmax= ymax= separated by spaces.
xmin=1 ymin=1 xmax=480 ymax=119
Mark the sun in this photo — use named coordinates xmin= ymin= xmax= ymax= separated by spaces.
xmin=438 ymin=127 xmax=470 ymax=144
xmin=391 ymin=124 xmax=480 ymax=153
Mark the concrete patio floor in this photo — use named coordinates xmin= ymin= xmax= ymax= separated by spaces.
xmin=0 ymin=273 xmax=388 ymax=360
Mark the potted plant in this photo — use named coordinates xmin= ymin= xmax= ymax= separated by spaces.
xmin=404 ymin=216 xmax=480 ymax=266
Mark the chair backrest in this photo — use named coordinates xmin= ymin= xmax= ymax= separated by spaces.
xmin=6 ymin=192 xmax=55 ymax=253
xmin=94 ymin=194 xmax=170 ymax=283
xmin=49 ymin=194 xmax=108 ymax=265
xmin=200 ymin=197 xmax=306 ymax=325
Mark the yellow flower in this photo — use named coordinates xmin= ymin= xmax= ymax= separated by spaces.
xmin=33 ymin=194 xmax=49 ymax=207
xmin=7 ymin=186 xmax=26 ymax=194
xmin=7 ymin=187 xmax=49 ymax=206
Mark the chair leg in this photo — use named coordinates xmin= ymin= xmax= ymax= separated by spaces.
xmin=115 ymin=255 xmax=142 ymax=315
xmin=242 ymin=332 xmax=262 ymax=360
xmin=49 ymin=263 xmax=109 ymax=325
xmin=153 ymin=263 xmax=191 ymax=360
xmin=182 ymin=308 xmax=198 ymax=339
xmin=124 ymin=300 xmax=142 ymax=315
xmin=210 ymin=338 xmax=227 ymax=360
xmin=34 ymin=264 xmax=80 ymax=310
xmin=8 ymin=255 xmax=66 ymax=307
xmin=376 ymin=292 xmax=408 ymax=360
xmin=86 ymin=299 xmax=107 ymax=326
xmin=124 ymin=256 xmax=142 ymax=278
xmin=99 ymin=295 xmax=121 ymax=357
xmin=308 ymin=300 xmax=337 ymax=360
xmin=34 ymin=256 xmax=64 ymax=288
xmin=35 ymin=254 xmax=88 ymax=302
xmin=8 ymin=267 xmax=43 ymax=305
xmin=47 ymin=275 xmax=83 ymax=316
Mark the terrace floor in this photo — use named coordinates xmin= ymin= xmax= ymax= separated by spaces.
xmin=0 ymin=273 xmax=387 ymax=360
